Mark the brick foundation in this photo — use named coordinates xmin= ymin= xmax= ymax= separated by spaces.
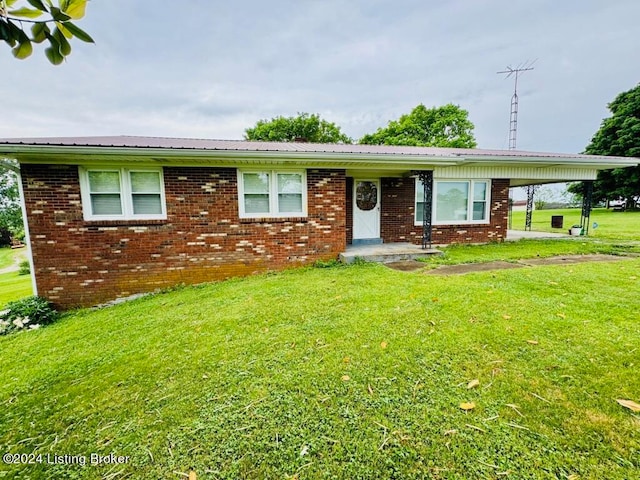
xmin=21 ymin=165 xmax=346 ymax=309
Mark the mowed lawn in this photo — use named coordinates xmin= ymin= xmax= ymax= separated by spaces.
xmin=0 ymin=247 xmax=32 ymax=307
xmin=0 ymin=246 xmax=639 ymax=479
xmin=511 ymin=207 xmax=640 ymax=241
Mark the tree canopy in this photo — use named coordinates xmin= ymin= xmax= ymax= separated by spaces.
xmin=0 ymin=0 xmax=93 ymax=65
xmin=569 ymin=83 xmax=640 ymax=208
xmin=359 ymin=103 xmax=477 ymax=148
xmin=245 ymin=113 xmax=352 ymax=144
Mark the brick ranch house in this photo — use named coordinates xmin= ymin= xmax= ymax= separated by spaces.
xmin=1 ymin=136 xmax=637 ymax=309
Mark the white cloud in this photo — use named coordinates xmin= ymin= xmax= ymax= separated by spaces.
xmin=1 ymin=0 xmax=638 ymax=152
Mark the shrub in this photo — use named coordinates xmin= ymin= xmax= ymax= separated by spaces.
xmin=0 ymin=296 xmax=58 ymax=335
xmin=18 ymin=260 xmax=30 ymax=275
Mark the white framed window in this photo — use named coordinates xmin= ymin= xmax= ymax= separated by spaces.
xmin=415 ymin=179 xmax=490 ymax=225
xmin=238 ymin=170 xmax=307 ymax=218
xmin=79 ymin=167 xmax=166 ymax=221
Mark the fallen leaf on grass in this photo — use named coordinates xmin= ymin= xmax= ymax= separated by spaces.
xmin=548 ymin=281 xmax=559 ymax=285
xmin=189 ymin=471 xmax=197 ymax=480
xmin=368 ymin=384 xmax=374 ymax=395
xmin=467 ymin=379 xmax=480 ymax=389
xmin=616 ymin=399 xmax=640 ymax=412
xmin=341 ymin=375 xmax=350 ymax=382
xmin=502 ymin=314 xmax=512 ymax=320
xmin=556 ymin=313 xmax=566 ymax=319
xmin=630 ymin=276 xmax=637 ymax=280
xmin=343 ymin=357 xmax=350 ymax=363
xmin=526 ymin=340 xmax=539 ymax=345
xmin=460 ymin=402 xmax=476 ymax=411
xmin=380 ymin=341 xmax=388 ymax=349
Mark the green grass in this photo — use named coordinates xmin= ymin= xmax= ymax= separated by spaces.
xmin=0 ymin=247 xmax=32 ymax=306
xmin=511 ymin=207 xmax=640 ymax=241
xmin=0 ymin=247 xmax=19 ymax=270
xmin=420 ymin=238 xmax=640 ymax=267
xmin=1 ymin=256 xmax=639 ymax=479
xmin=0 ymin=271 xmax=33 ymax=307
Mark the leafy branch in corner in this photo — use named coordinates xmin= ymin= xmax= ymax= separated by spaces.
xmin=0 ymin=0 xmax=93 ymax=64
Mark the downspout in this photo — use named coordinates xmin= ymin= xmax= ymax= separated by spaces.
xmin=16 ymin=165 xmax=38 ymax=296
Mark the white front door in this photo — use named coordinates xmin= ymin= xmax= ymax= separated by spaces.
xmin=353 ymin=179 xmax=380 ymax=240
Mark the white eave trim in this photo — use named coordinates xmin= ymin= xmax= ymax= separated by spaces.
xmin=2 ymin=144 xmax=638 ymax=170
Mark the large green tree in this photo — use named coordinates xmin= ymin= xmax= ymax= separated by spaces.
xmin=570 ymin=84 xmax=640 ymax=208
xmin=0 ymin=0 xmax=93 ymax=64
xmin=245 ymin=113 xmax=352 ymax=144
xmin=359 ymin=103 xmax=477 ymax=148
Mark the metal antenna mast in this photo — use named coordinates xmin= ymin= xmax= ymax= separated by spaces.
xmin=497 ymin=61 xmax=535 ymax=150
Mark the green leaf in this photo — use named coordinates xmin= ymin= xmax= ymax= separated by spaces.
xmin=26 ymin=0 xmax=48 ymax=12
xmin=53 ymin=26 xmax=70 ymax=55
xmin=4 ymin=0 xmax=20 ymax=7
xmin=4 ymin=19 xmax=24 ymax=47
xmin=12 ymin=37 xmax=33 ymax=59
xmin=31 ymin=21 xmax=49 ymax=43
xmin=64 ymin=22 xmax=95 ymax=43
xmin=49 ymin=6 xmax=70 ymax=21
xmin=55 ymin=21 xmax=72 ymax=38
xmin=63 ymin=20 xmax=93 ymax=43
xmin=63 ymin=0 xmax=87 ymax=19
xmin=45 ymin=44 xmax=64 ymax=64
xmin=7 ymin=7 xmax=43 ymax=18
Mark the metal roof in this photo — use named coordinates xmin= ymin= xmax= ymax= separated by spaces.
xmin=0 ymin=135 xmax=629 ymax=160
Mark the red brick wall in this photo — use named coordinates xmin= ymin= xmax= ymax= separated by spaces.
xmin=380 ymin=177 xmax=510 ymax=245
xmin=345 ymin=177 xmax=353 ymax=244
xmin=21 ymin=165 xmax=346 ymax=309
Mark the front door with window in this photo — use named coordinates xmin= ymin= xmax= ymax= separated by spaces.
xmin=353 ymin=179 xmax=380 ymax=241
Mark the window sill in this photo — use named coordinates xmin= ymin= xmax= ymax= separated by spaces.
xmin=239 ymin=217 xmax=308 ymax=224
xmin=83 ymin=219 xmax=168 ymax=227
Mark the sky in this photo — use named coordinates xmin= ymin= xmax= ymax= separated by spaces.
xmin=1 ymin=0 xmax=639 ymax=154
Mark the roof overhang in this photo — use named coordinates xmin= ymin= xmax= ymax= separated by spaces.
xmin=1 ymin=136 xmax=638 ymax=182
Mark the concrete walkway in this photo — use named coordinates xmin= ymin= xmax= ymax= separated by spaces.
xmin=506 ymin=229 xmax=571 ymax=241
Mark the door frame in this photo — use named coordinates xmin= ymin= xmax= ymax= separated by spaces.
xmin=352 ymin=178 xmax=381 ymax=241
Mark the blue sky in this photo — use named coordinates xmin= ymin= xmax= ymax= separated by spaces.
xmin=1 ymin=0 xmax=639 ymax=153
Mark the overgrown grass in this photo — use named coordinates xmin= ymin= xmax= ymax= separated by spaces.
xmin=1 ymin=257 xmax=639 ymax=479
xmin=511 ymin=207 xmax=640 ymax=241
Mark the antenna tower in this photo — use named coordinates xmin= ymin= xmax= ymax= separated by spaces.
xmin=497 ymin=61 xmax=535 ymax=150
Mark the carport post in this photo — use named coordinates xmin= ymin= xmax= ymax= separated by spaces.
xmin=580 ymin=180 xmax=594 ymax=235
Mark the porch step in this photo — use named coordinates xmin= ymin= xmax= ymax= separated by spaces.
xmin=339 ymin=242 xmax=442 ymax=264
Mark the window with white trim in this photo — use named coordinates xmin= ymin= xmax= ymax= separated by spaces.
xmin=238 ymin=170 xmax=306 ymax=218
xmin=79 ymin=167 xmax=166 ymax=220
xmin=415 ymin=179 xmax=490 ymax=225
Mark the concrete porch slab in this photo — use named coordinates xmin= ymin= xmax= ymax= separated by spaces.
xmin=339 ymin=242 xmax=442 ymax=264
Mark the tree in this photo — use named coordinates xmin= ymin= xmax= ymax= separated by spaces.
xmin=245 ymin=113 xmax=352 ymax=144
xmin=569 ymin=84 xmax=640 ymax=209
xmin=359 ymin=103 xmax=477 ymax=148
xmin=1 ymin=0 xmax=93 ymax=65
xmin=0 ymin=161 xmax=23 ymax=246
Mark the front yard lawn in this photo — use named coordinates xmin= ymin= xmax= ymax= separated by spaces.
xmin=0 ymin=251 xmax=638 ymax=479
